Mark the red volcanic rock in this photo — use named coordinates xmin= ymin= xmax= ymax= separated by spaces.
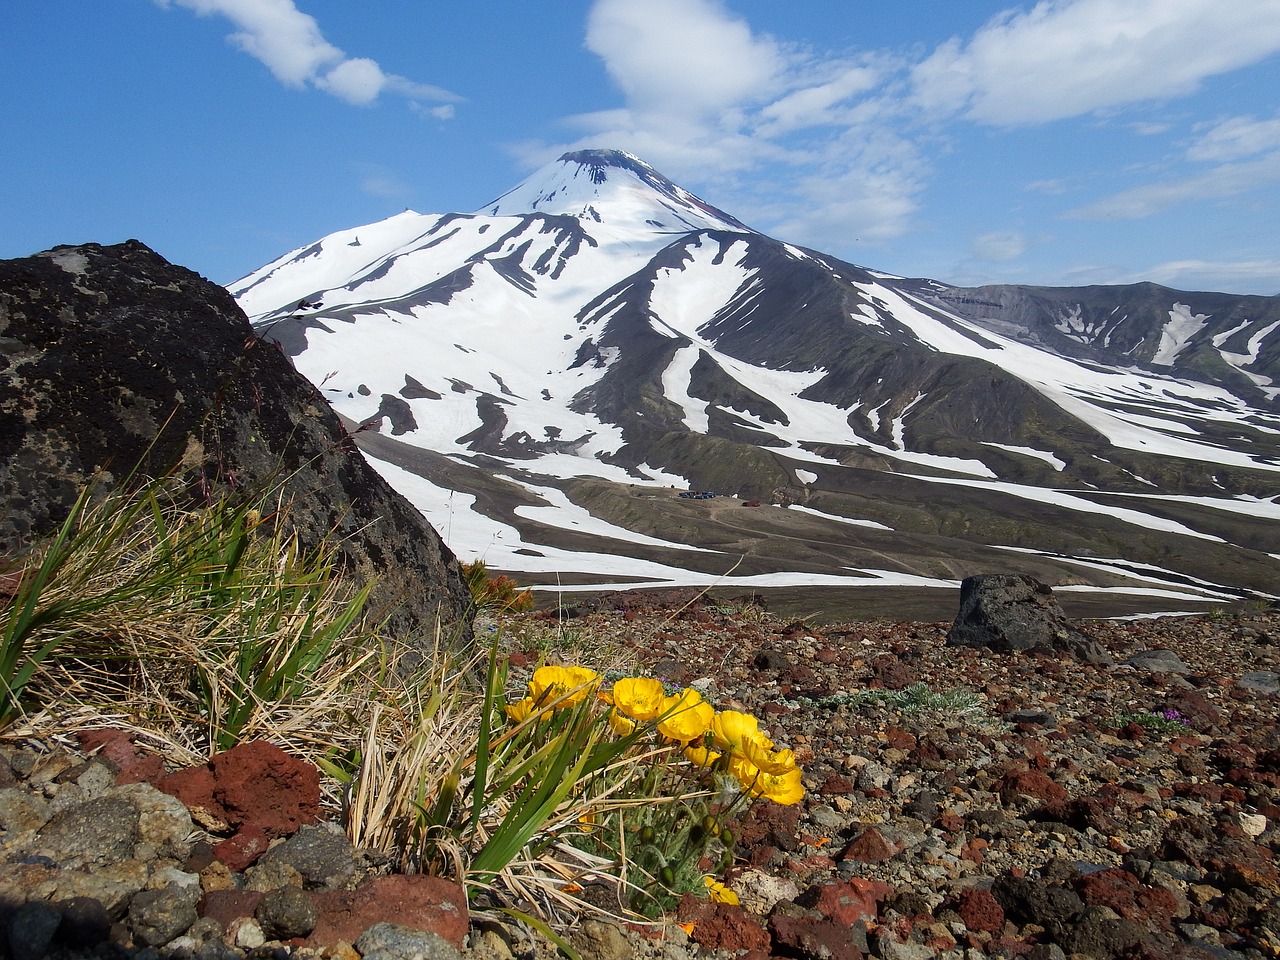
xmin=309 ymin=876 xmax=468 ymax=949
xmin=768 ymin=913 xmax=867 ymax=960
xmin=795 ymin=878 xmax=890 ymax=926
xmin=737 ymin=802 xmax=802 ymax=853
xmin=882 ymin=726 xmax=917 ymax=751
xmin=839 ymin=827 xmax=900 ymax=863
xmin=960 ymin=838 xmax=989 ymax=865
xmin=818 ymin=774 xmax=854 ymax=795
xmin=1164 ymin=688 xmax=1223 ymax=732
xmin=677 ymin=896 xmax=771 ymax=955
xmin=950 ymin=887 xmax=1004 ymax=933
xmin=998 ymin=768 xmax=1067 ymax=805
xmin=1074 ymin=869 xmax=1179 ymax=930
xmin=202 ymin=876 xmax=467 ymax=950
xmin=1174 ymin=781 xmax=1224 ymax=803
xmin=214 ymin=824 xmax=271 ymax=871
xmin=161 ymin=740 xmax=320 ymax=838
xmin=1161 ymin=818 xmax=1280 ymax=892
xmin=868 ymin=655 xmax=915 ymax=690
xmin=76 ymin=728 xmax=167 ymax=786
xmin=1211 ymin=741 xmax=1258 ymax=782
xmin=1034 ymin=795 xmax=1122 ymax=834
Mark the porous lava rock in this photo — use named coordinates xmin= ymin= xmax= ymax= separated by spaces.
xmin=676 ymin=896 xmax=771 ymax=955
xmin=0 ymin=241 xmax=471 ymax=647
xmin=307 ymin=875 xmax=469 ymax=949
xmin=947 ymin=887 xmax=1004 ymax=934
xmin=160 ymin=740 xmax=319 ymax=841
xmin=946 ymin=573 xmax=1112 ymax=663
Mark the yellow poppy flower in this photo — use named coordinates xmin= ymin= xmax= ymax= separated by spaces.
xmin=505 ymin=697 xmax=538 ymax=723
xmin=611 ymin=677 xmax=666 ymax=721
xmin=756 ymin=767 xmax=805 ymax=805
xmin=711 ymin=710 xmax=772 ymax=754
xmin=607 ymin=708 xmax=639 ymax=737
xmin=733 ymin=756 xmax=805 ymax=805
xmin=742 ymin=738 xmax=798 ymax=775
xmin=683 ymin=743 xmax=722 ymax=768
xmin=704 ymin=877 xmax=739 ymax=905
xmin=656 ymin=688 xmax=714 ymax=742
xmin=528 ymin=665 xmax=601 ymax=707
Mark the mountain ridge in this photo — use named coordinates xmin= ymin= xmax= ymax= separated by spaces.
xmin=230 ymin=149 xmax=1280 ymax=617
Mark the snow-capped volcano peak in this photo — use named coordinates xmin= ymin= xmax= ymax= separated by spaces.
xmin=228 ymin=146 xmax=1280 ymax=614
xmin=477 ymin=148 xmax=753 ymax=234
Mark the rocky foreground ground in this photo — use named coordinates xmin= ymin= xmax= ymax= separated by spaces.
xmin=0 ymin=593 xmax=1277 ymax=960
xmin=505 ymin=591 xmax=1280 ymax=960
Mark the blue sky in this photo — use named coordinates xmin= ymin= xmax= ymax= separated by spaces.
xmin=4 ymin=1 xmax=1280 ymax=295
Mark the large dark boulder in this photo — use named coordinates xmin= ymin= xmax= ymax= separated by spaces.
xmin=946 ymin=574 xmax=1111 ymax=663
xmin=0 ymin=241 xmax=471 ymax=647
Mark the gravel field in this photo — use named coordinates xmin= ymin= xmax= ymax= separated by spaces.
xmin=496 ymin=590 xmax=1280 ymax=959
xmin=1 ymin=592 xmax=1276 ymax=960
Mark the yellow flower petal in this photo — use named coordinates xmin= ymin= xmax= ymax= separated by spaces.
xmin=611 ymin=677 xmax=666 ymax=721
xmin=656 ymin=688 xmax=714 ymax=742
xmin=529 ymin=665 xmax=601 ymax=707
xmin=608 ymin=707 xmax=639 ymax=737
xmin=742 ymin=738 xmax=798 ymax=775
xmin=735 ymin=759 xmax=805 ymax=805
xmin=504 ymin=697 xmax=538 ymax=723
xmin=704 ymin=877 xmax=740 ymax=905
xmin=711 ymin=710 xmax=771 ymax=754
xmin=683 ymin=744 xmax=722 ymax=768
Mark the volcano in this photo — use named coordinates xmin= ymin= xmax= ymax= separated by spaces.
xmin=230 ymin=149 xmax=1280 ymax=618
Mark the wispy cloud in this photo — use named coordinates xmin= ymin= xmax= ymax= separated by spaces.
xmin=586 ymin=0 xmax=785 ymax=120
xmin=1067 ymin=151 xmax=1280 ymax=219
xmin=1133 ymin=257 xmax=1280 ymax=293
xmin=529 ymin=0 xmax=926 ymax=246
xmin=156 ymin=0 xmax=460 ymax=110
xmin=1187 ymin=113 xmax=1280 ymax=162
xmin=970 ymin=231 xmax=1029 ymax=262
xmin=911 ymin=0 xmax=1280 ymax=125
xmin=542 ymin=0 xmax=1280 ymax=259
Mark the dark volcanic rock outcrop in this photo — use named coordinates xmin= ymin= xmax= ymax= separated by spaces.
xmin=0 ymin=241 xmax=471 ymax=646
xmin=946 ymin=573 xmax=1112 ymax=663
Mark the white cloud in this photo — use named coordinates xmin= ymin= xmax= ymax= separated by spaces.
xmin=773 ymin=169 xmax=920 ymax=248
xmin=912 ymin=0 xmax=1280 ymax=125
xmin=1187 ymin=113 xmax=1280 ymax=162
xmin=1025 ymin=178 xmax=1072 ymax=196
xmin=412 ymin=103 xmax=457 ymax=122
xmin=970 ymin=231 xmax=1029 ymax=262
xmin=160 ymin=0 xmax=340 ymax=87
xmin=316 ymin=57 xmax=385 ymax=106
xmin=585 ymin=0 xmax=784 ymax=119
xmin=768 ymin=127 xmax=929 ymax=247
xmin=523 ymin=0 xmax=1280 ymax=280
xmin=566 ymin=0 xmax=924 ymax=248
xmin=1067 ymin=151 xmax=1280 ymax=219
xmin=754 ymin=64 xmax=883 ymax=137
xmin=156 ymin=0 xmax=460 ymax=111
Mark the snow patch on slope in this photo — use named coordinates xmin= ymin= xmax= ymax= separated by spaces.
xmin=661 ymin=345 xmax=710 ymax=432
xmin=1153 ymin=303 xmax=1209 ymax=366
xmin=982 ymin=443 xmax=1066 ymax=471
